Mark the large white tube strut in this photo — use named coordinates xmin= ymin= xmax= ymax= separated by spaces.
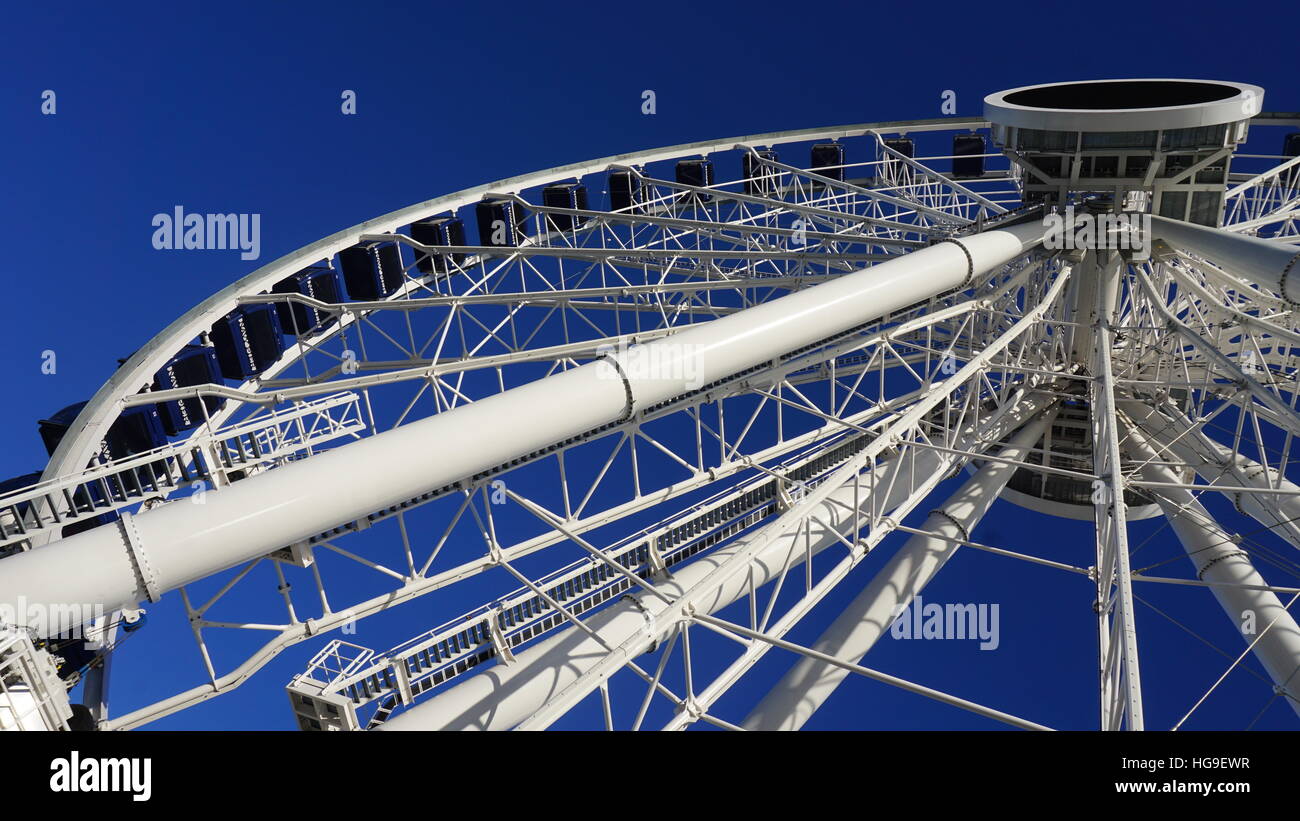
xmin=378 ymin=391 xmax=1056 ymax=730
xmin=1125 ymin=424 xmax=1300 ymax=717
xmin=0 ymin=223 xmax=1047 ymax=636
xmin=1150 ymin=215 xmax=1300 ymax=300
xmin=740 ymin=409 xmax=1054 ymax=730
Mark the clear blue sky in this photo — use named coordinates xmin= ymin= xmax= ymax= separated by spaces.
xmin=1 ymin=1 xmax=1297 ymax=730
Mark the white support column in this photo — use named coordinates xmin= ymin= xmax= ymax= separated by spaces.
xmin=1090 ymin=250 xmax=1144 ymax=730
xmin=1125 ymin=425 xmax=1300 ymax=718
xmin=741 ymin=410 xmax=1055 ymax=731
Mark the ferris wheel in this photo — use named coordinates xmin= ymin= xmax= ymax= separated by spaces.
xmin=3 ymin=78 xmax=1300 ymax=732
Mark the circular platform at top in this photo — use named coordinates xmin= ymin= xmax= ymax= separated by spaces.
xmin=984 ymin=79 xmax=1264 ymax=133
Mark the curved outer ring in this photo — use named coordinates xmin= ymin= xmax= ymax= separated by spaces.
xmin=37 ymin=115 xmax=984 ymax=544
xmin=38 ymin=106 xmax=1292 ymax=543
xmin=983 ymin=79 xmax=1265 ymax=133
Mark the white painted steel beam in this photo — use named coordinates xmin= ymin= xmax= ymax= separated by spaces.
xmin=1151 ymin=215 xmax=1300 ymax=301
xmin=0 ymin=224 xmax=1049 ymax=637
xmin=1091 ymin=251 xmax=1144 ymax=731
